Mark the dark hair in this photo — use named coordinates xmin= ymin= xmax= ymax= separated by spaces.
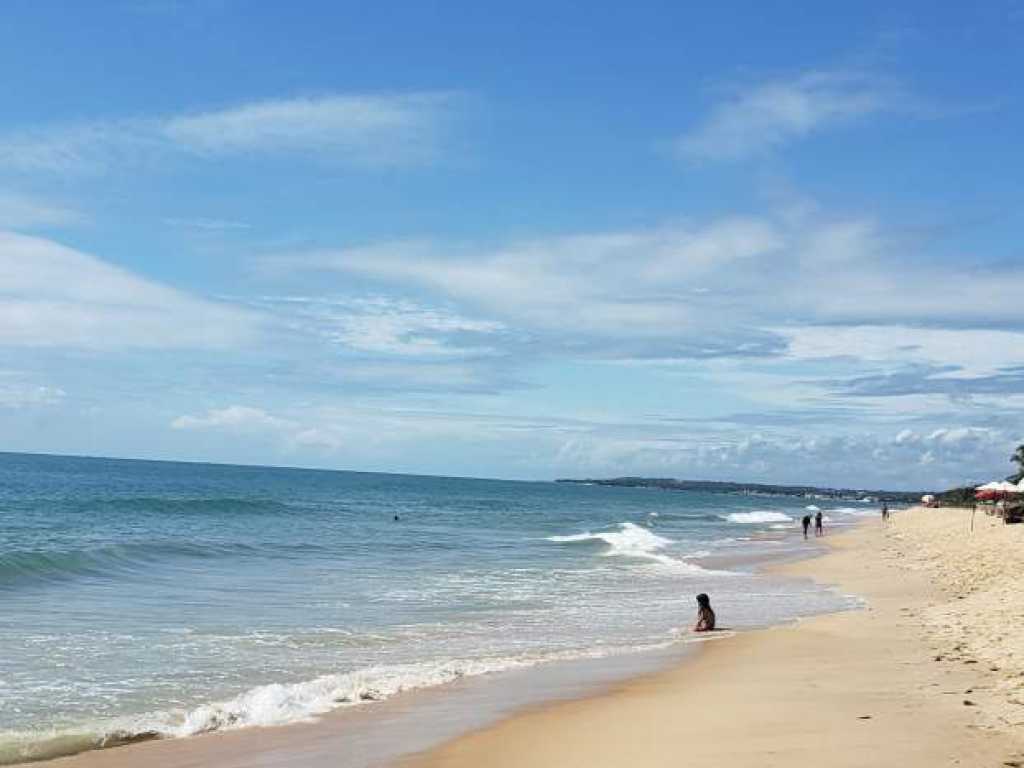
xmin=696 ymin=593 xmax=710 ymax=608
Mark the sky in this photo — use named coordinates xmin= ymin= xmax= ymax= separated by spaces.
xmin=1 ymin=0 xmax=1023 ymax=490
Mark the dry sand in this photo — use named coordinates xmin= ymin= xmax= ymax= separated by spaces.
xmin=34 ymin=506 xmax=1024 ymax=768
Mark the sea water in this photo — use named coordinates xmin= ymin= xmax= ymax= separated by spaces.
xmin=0 ymin=453 xmax=867 ymax=764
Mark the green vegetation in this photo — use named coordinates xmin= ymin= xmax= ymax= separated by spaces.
xmin=935 ymin=443 xmax=1024 ymax=506
xmin=1011 ymin=444 xmax=1024 ymax=484
xmin=555 ymin=477 xmax=921 ymax=503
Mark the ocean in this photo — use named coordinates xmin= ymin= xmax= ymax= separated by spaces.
xmin=0 ymin=452 xmax=870 ymax=765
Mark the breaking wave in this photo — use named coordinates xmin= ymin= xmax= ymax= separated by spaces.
xmin=0 ymin=644 xmax=676 ymax=765
xmin=547 ymin=522 xmax=710 ymax=573
xmin=721 ymin=511 xmax=793 ymax=524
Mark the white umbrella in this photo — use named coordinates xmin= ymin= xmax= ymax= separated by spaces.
xmin=996 ymin=481 xmax=1021 ymax=493
xmin=976 ymin=481 xmax=1003 ymax=491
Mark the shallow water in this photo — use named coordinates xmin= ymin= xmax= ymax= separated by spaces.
xmin=0 ymin=453 xmax=867 ymax=763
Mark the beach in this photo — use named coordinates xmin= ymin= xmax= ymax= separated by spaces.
xmin=397 ymin=506 xmax=1024 ymax=768
xmin=26 ymin=505 xmax=1023 ymax=768
xmin=0 ymin=455 xmax=851 ymax=766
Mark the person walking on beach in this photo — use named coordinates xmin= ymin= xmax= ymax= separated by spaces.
xmin=814 ymin=510 xmax=823 ymax=537
xmin=881 ymin=503 xmax=889 ymax=525
xmin=694 ymin=593 xmax=716 ymax=632
xmin=801 ymin=514 xmax=812 ymax=539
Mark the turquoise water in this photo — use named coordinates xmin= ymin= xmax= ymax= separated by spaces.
xmin=0 ymin=453 xmax=865 ymax=763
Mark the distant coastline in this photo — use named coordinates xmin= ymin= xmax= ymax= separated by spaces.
xmin=555 ymin=476 xmax=922 ymax=503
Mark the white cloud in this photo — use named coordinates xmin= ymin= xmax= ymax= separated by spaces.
xmin=171 ymin=405 xmax=295 ymax=432
xmin=0 ymin=92 xmax=458 ymax=173
xmin=269 ymin=208 xmax=1024 ymax=366
xmin=168 ymin=402 xmax=595 ymax=462
xmin=0 ymin=230 xmax=258 ymax=348
xmin=0 ymin=121 xmax=158 ymax=174
xmin=164 ymin=93 xmax=454 ymax=165
xmin=550 ymin=425 xmax=1017 ymax=490
xmin=674 ymin=71 xmax=893 ymax=161
xmin=0 ymin=375 xmax=66 ymax=408
xmin=781 ymin=326 xmax=1024 ymax=379
xmin=0 ymin=192 xmax=84 ymax=229
xmin=274 ymin=217 xmax=785 ymax=355
xmin=171 ymin=405 xmax=345 ymax=453
xmin=261 ymin=296 xmax=505 ymax=357
xmin=163 ymin=217 xmax=251 ymax=231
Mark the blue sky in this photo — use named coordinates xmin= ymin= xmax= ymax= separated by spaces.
xmin=1 ymin=0 xmax=1023 ymax=489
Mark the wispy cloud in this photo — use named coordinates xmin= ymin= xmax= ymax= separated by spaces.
xmin=0 ymin=92 xmax=460 ymax=174
xmin=164 ymin=93 xmax=455 ymax=164
xmin=0 ymin=192 xmax=85 ymax=229
xmin=782 ymin=326 xmax=1024 ymax=379
xmin=673 ymin=71 xmax=895 ymax=161
xmin=172 ymin=405 xmax=294 ymax=432
xmin=0 ymin=230 xmax=259 ymax=348
xmin=163 ymin=217 xmax=251 ymax=231
xmin=0 ymin=371 xmax=66 ymax=408
xmin=265 ymin=206 xmax=1024 ymax=371
xmin=269 ymin=217 xmax=787 ymax=359
xmin=171 ymin=405 xmax=345 ymax=451
xmin=258 ymin=296 xmax=506 ymax=358
xmin=0 ymin=121 xmax=158 ymax=174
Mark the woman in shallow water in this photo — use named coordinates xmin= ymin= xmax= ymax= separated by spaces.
xmin=694 ymin=592 xmax=716 ymax=632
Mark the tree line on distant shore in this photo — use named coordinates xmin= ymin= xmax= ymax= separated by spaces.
xmin=555 ymin=476 xmax=921 ymax=502
xmin=936 ymin=443 xmax=1024 ymax=506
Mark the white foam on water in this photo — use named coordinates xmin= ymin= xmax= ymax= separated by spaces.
xmin=0 ymin=643 xmax=683 ymax=765
xmin=547 ymin=522 xmax=712 ymax=573
xmin=804 ymin=505 xmax=820 ymax=512
xmin=721 ymin=511 xmax=793 ymax=524
xmin=683 ymin=549 xmax=711 ymax=559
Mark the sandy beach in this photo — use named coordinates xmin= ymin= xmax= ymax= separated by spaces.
xmin=398 ymin=507 xmax=1024 ymax=768
xmin=31 ymin=506 xmax=1024 ymax=768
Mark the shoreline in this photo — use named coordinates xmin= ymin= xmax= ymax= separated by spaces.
xmin=394 ymin=508 xmax=1024 ymax=768
xmin=7 ymin=518 xmax=838 ymax=768
xmin=22 ymin=507 xmax=1024 ymax=767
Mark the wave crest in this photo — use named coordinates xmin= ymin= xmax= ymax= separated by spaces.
xmin=547 ymin=522 xmax=709 ymax=573
xmin=0 ymin=541 xmax=273 ymax=590
xmin=721 ymin=511 xmax=793 ymax=524
xmin=0 ymin=644 xmax=678 ymax=765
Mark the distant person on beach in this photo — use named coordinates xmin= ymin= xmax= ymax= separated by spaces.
xmin=814 ymin=510 xmax=823 ymax=537
xmin=801 ymin=514 xmax=812 ymax=539
xmin=694 ymin=593 xmax=716 ymax=632
xmin=881 ymin=503 xmax=889 ymax=524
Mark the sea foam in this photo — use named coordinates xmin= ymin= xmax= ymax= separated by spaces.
xmin=547 ymin=522 xmax=708 ymax=573
xmin=0 ymin=644 xmax=677 ymax=765
xmin=721 ymin=511 xmax=793 ymax=524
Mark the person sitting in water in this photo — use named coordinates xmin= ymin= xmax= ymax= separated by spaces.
xmin=694 ymin=593 xmax=716 ymax=632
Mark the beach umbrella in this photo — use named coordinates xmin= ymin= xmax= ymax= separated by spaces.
xmin=996 ymin=481 xmax=1021 ymax=494
xmin=976 ymin=481 xmax=1003 ymax=491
